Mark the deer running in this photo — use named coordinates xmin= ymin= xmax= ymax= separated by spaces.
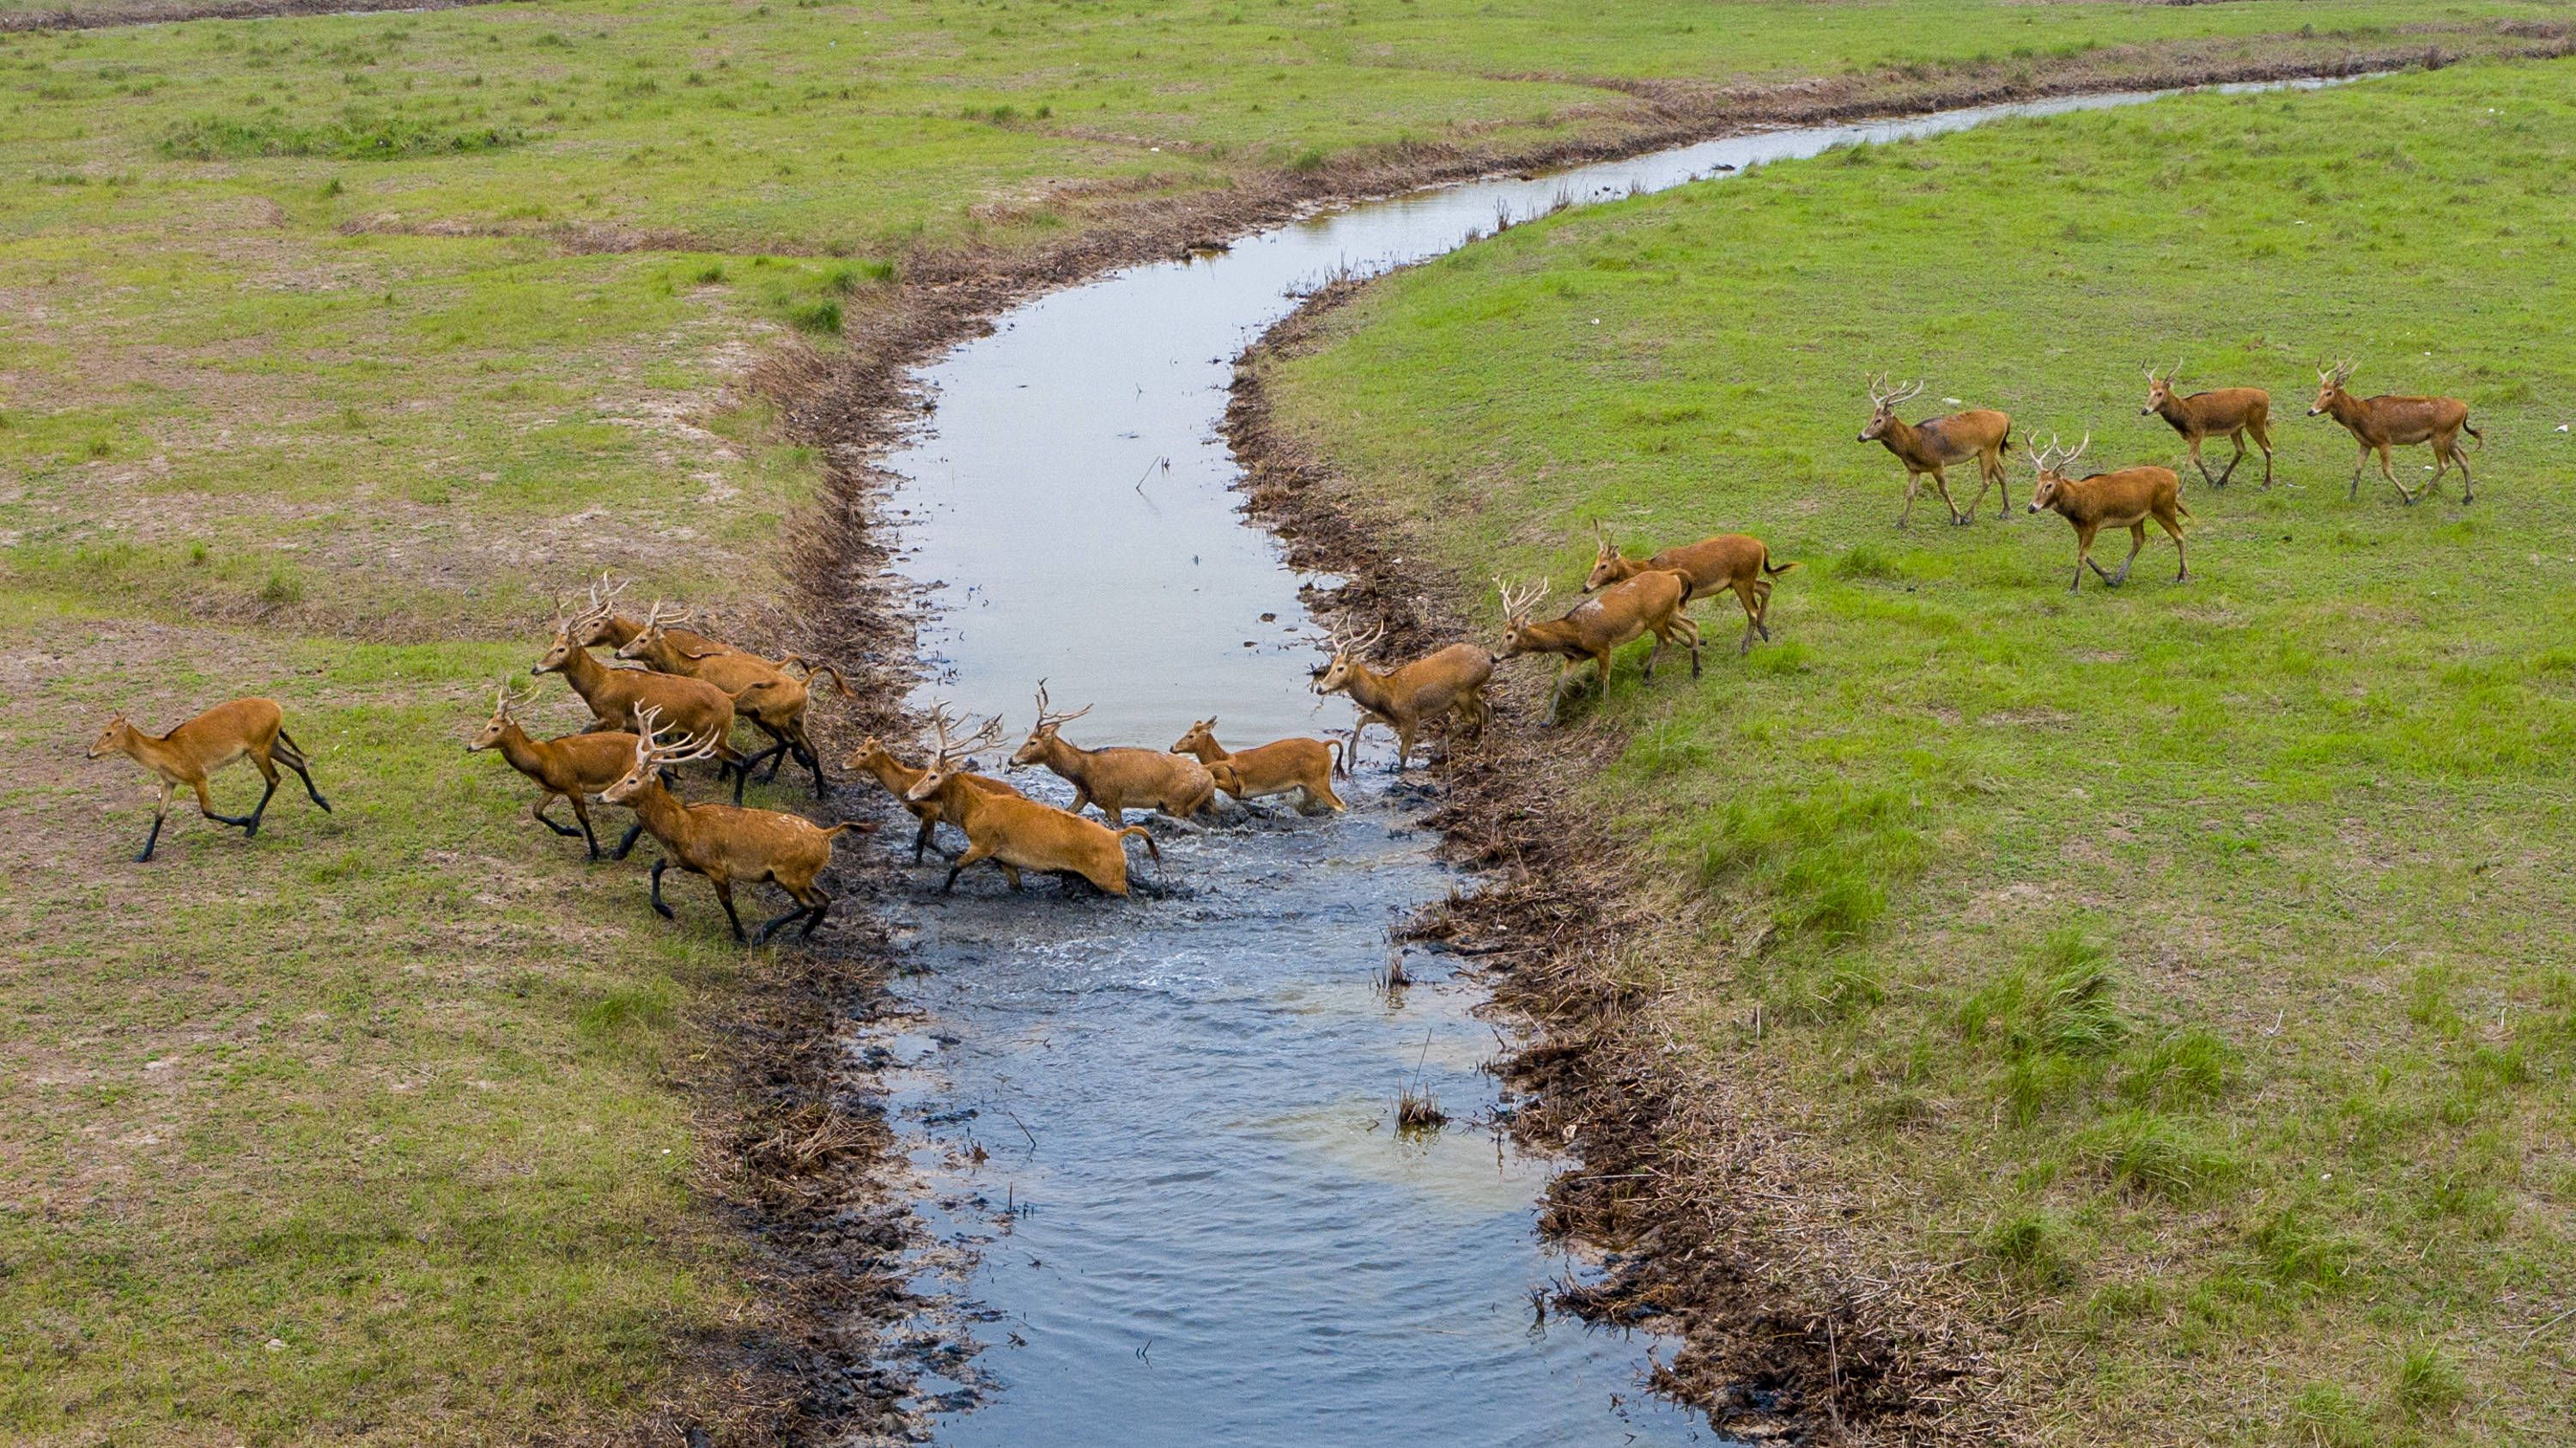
xmin=599 ymin=708 xmax=866 ymax=943
xmin=467 ymin=682 xmax=640 ymax=861
xmin=2025 ymin=434 xmax=2190 ymax=592
xmin=1170 ymin=717 xmax=1346 ymax=812
xmin=842 ymin=734 xmax=1024 ymax=863
xmin=615 ymin=600 xmax=852 ymax=798
xmin=905 ymin=707 xmax=1161 ymax=896
xmin=1308 ymin=624 xmax=1494 ymax=771
xmin=1585 ymin=520 xmax=1798 ymax=655
xmin=87 ymin=697 xmax=331 ymax=861
xmin=1498 ymin=571 xmax=1698 ymax=722
xmin=2142 ymin=361 xmax=2272 ymax=489
xmin=533 ymin=598 xmax=750 ymax=800
xmin=1858 ymin=374 xmax=2014 ymax=526
xmin=1008 ymin=681 xmax=1216 ymax=824
xmin=2308 ymin=360 xmax=2482 ymax=505
xmin=565 ymin=572 xmax=738 ymax=660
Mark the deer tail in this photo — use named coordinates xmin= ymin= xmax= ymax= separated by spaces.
xmin=799 ymin=661 xmax=858 ymax=698
xmin=1760 ymin=550 xmax=1802 ymax=577
xmin=2464 ymin=419 xmax=2484 ymax=449
xmin=822 ymin=820 xmax=875 ymax=838
xmin=272 ymin=727 xmax=308 ymax=764
xmin=1118 ymin=824 xmax=1161 ymax=862
xmin=1325 ymin=736 xmax=1347 ymax=779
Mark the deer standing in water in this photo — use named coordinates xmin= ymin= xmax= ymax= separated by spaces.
xmin=1008 ymin=681 xmax=1216 ymax=824
xmin=907 ymin=708 xmax=1161 ymax=897
xmin=1858 ymin=374 xmax=2014 ymax=526
xmin=2308 ymin=360 xmax=2482 ymax=504
xmin=2141 ymin=361 xmax=2272 ymax=489
xmin=1497 ymin=573 xmax=1698 ymax=722
xmin=1170 ymin=717 xmax=1346 ymax=812
xmin=1308 ymin=624 xmax=1495 ymax=771
xmin=1584 ymin=521 xmax=1798 ymax=656
xmin=87 ymin=698 xmax=331 ymax=861
xmin=2025 ymin=434 xmax=2189 ymax=592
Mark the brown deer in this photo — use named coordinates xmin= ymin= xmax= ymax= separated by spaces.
xmin=466 ymin=682 xmax=641 ymax=861
xmin=2308 ymin=360 xmax=2482 ymax=505
xmin=1498 ymin=572 xmax=1699 ymax=722
xmin=87 ymin=697 xmax=331 ymax=861
xmin=614 ymin=601 xmax=852 ymax=798
xmin=1170 ymin=717 xmax=1346 ymax=812
xmin=906 ymin=708 xmax=1161 ymax=897
xmin=1008 ymin=681 xmax=1216 ymax=824
xmin=533 ymin=602 xmax=750 ymax=800
xmin=1858 ymin=374 xmax=2014 ymax=526
xmin=565 ymin=572 xmax=738 ymax=660
xmin=2141 ymin=360 xmax=2272 ymax=489
xmin=1585 ymin=521 xmax=1799 ymax=656
xmin=2025 ymin=434 xmax=2190 ymax=592
xmin=1308 ymin=624 xmax=1495 ymax=772
xmin=599 ymin=708 xmax=869 ymax=944
xmin=842 ymin=734 xmax=1023 ymax=863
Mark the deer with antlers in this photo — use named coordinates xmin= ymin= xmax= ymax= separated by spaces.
xmin=1007 ymin=681 xmax=1215 ymax=824
xmin=1858 ymin=374 xmax=2014 ymax=526
xmin=535 ymin=595 xmax=751 ymax=800
xmin=599 ymin=707 xmax=868 ymax=943
xmin=2141 ymin=360 xmax=2272 ymax=489
xmin=2308 ymin=360 xmax=2482 ymax=505
xmin=1498 ymin=572 xmax=1698 ymax=723
xmin=564 ymin=572 xmax=739 ymax=660
xmin=87 ymin=698 xmax=331 ymax=862
xmin=615 ymin=600 xmax=854 ymax=798
xmin=842 ymin=734 xmax=1024 ymax=864
xmin=2025 ymin=434 xmax=2189 ymax=592
xmin=1308 ymin=623 xmax=1495 ymax=772
xmin=467 ymin=682 xmax=641 ymax=861
xmin=1585 ymin=520 xmax=1799 ymax=656
xmin=906 ymin=707 xmax=1161 ymax=896
xmin=1170 ymin=718 xmax=1346 ymax=813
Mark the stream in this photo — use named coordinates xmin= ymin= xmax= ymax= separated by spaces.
xmin=855 ymin=76 xmax=2354 ymax=1445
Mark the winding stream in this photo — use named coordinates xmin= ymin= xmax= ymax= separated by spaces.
xmin=858 ymin=77 xmax=2354 ymax=1445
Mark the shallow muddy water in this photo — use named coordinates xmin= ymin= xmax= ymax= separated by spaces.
xmin=862 ymin=76 xmax=2354 ymax=1445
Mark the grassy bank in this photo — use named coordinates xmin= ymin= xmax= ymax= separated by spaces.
xmin=9 ymin=0 xmax=2576 ymax=1441
xmin=1255 ymin=58 xmax=2576 ymax=1445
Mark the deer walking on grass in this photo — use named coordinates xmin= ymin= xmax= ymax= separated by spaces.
xmin=1498 ymin=571 xmax=1698 ymax=723
xmin=1585 ymin=521 xmax=1798 ymax=656
xmin=1308 ymin=624 xmax=1494 ymax=771
xmin=2141 ymin=361 xmax=2272 ymax=489
xmin=843 ymin=735 xmax=1024 ymax=863
xmin=467 ymin=682 xmax=640 ymax=861
xmin=1859 ymin=374 xmax=2014 ymax=526
xmin=907 ymin=708 xmax=1161 ymax=897
xmin=2025 ymin=434 xmax=2190 ymax=592
xmin=2308 ymin=360 xmax=2482 ymax=505
xmin=1007 ymin=681 xmax=1216 ymax=824
xmin=87 ymin=698 xmax=331 ymax=861
xmin=1170 ymin=718 xmax=1346 ymax=812
xmin=600 ymin=708 xmax=867 ymax=944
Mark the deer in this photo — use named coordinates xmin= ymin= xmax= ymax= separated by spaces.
xmin=1585 ymin=520 xmax=1800 ymax=656
xmin=2141 ymin=360 xmax=2272 ymax=489
xmin=533 ymin=599 xmax=750 ymax=801
xmin=1308 ymin=624 xmax=1496 ymax=772
xmin=466 ymin=682 xmax=641 ymax=861
xmin=614 ymin=601 xmax=853 ymax=798
xmin=564 ymin=572 xmax=738 ymax=660
xmin=1170 ymin=717 xmax=1346 ymax=813
xmin=1007 ymin=681 xmax=1216 ymax=824
xmin=2025 ymin=433 xmax=2190 ymax=592
xmin=86 ymin=697 xmax=331 ymax=862
xmin=1858 ymin=374 xmax=2014 ymax=526
xmin=2308 ymin=360 xmax=2482 ymax=505
xmin=905 ymin=707 xmax=1161 ymax=897
xmin=599 ymin=707 xmax=869 ymax=944
xmin=1497 ymin=571 xmax=1698 ymax=723
xmin=841 ymin=734 xmax=1024 ymax=864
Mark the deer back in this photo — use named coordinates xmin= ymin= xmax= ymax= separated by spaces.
xmin=1647 ymin=535 xmax=1767 ymax=596
xmin=1382 ymin=642 xmax=1497 ymax=713
xmin=1911 ymin=409 xmax=2011 ymax=464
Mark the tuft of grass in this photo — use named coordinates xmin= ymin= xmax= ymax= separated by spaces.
xmin=2081 ymin=1110 xmax=2233 ymax=1202
xmin=2388 ymin=1342 xmax=2466 ymax=1421
xmin=1979 ymin=1208 xmax=2079 ymax=1290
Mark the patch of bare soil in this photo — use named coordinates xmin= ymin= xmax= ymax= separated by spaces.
xmin=0 ymin=0 xmax=515 ymax=32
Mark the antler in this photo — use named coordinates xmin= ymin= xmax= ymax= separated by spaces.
xmin=2030 ymin=433 xmax=2064 ymax=472
xmin=2063 ymin=432 xmax=2091 ymax=468
xmin=1591 ymin=517 xmax=1614 ymax=556
xmin=495 ymin=678 xmax=542 ymax=717
xmin=923 ymin=703 xmax=1005 ymax=767
xmin=630 ymin=705 xmax=720 ymax=770
xmin=1030 ymin=678 xmax=1094 ymax=731
xmin=1325 ymin=621 xmax=1386 ymax=659
xmin=1495 ymin=575 xmax=1551 ymax=623
xmin=638 ymin=598 xmax=684 ymax=634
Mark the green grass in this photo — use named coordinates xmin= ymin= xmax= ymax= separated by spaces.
xmin=1264 ymin=58 xmax=2576 ymax=1445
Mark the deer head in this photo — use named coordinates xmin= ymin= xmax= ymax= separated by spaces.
xmin=1170 ymin=716 xmax=1218 ymax=756
xmin=2141 ymin=358 xmax=2184 ymax=416
xmin=1583 ymin=520 xmax=1629 ymax=592
xmin=87 ymin=711 xmax=135 ymax=759
xmin=602 ymin=705 xmax=720 ymax=805
xmin=567 ymin=571 xmax=634 ymax=648
xmin=2025 ymin=433 xmax=2091 ymax=513
xmin=2309 ymin=359 xmax=2358 ymax=417
xmin=1859 ymin=373 xmax=1925 ymax=442
xmin=1309 ymin=623 xmax=1386 ymax=696
xmin=612 ymin=599 xmax=686 ymax=662
xmin=1495 ymin=575 xmax=1553 ymax=658
xmin=470 ymin=681 xmax=544 ymax=752
xmin=907 ymin=704 xmax=1006 ymax=802
xmin=1009 ymin=679 xmax=1093 ymax=767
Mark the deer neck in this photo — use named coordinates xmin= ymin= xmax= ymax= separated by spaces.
xmin=1177 ymin=735 xmax=1227 ymax=764
xmin=857 ymin=750 xmax=916 ymax=795
xmin=115 ymin=727 xmax=177 ymax=773
xmin=1878 ymin=413 xmax=1922 ymax=459
xmin=495 ymin=722 xmax=550 ymax=776
xmin=1035 ymin=732 xmax=1089 ymax=781
xmin=2326 ymin=391 xmax=2368 ymax=429
xmin=625 ymin=775 xmax=695 ymax=843
xmin=554 ymin=640 xmax=609 ymax=697
xmin=1343 ymin=663 xmax=1401 ymax=716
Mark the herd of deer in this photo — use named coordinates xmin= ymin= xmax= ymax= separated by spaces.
xmin=82 ymin=356 xmax=2484 ymax=932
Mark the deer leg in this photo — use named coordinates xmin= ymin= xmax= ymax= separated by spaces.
xmin=913 ymin=814 xmax=939 ymax=864
xmin=192 ymin=777 xmax=254 ymax=830
xmin=2380 ymin=445 xmax=2415 ymax=504
xmin=2218 ymin=432 xmax=2249 ymax=488
xmin=1989 ymin=453 xmax=2012 ymax=519
xmin=137 ymin=782 xmax=175 ymax=861
xmin=2253 ymin=422 xmax=2275 ymax=487
xmin=1929 ymin=467 xmax=1967 ymax=526
xmin=754 ymin=885 xmax=819 ymax=946
xmin=795 ymin=724 xmax=829 ymax=799
xmin=1753 ymin=579 xmax=1775 ymax=642
xmin=711 ymin=879 xmax=746 ymax=943
xmin=799 ymin=886 xmax=831 ymax=938
xmin=999 ymin=862 xmax=1024 ymax=892
xmin=1680 ymin=617 xmax=1703 ymax=678
xmin=568 ymin=793 xmax=603 ymax=860
xmin=2348 ymin=443 xmax=2367 ymax=501
xmin=2071 ymin=524 xmax=2102 ymax=592
xmin=1640 ymin=630 xmax=1663 ymax=681
xmin=1898 ymin=472 xmax=1919 ymax=529
xmin=943 ymin=840 xmax=996 ymax=893
xmin=648 ymin=858 xmax=677 ymax=920
xmin=2451 ymin=438 xmax=2475 ymax=503
xmin=2108 ymin=522 xmax=2147 ymax=586
xmin=531 ymin=793 xmax=586 ymax=839
xmin=2157 ymin=509 xmax=2189 ymax=581
xmin=240 ymin=757 xmax=282 ymax=837
xmin=613 ymin=820 xmax=646 ymax=861
xmin=1394 ymin=722 xmax=1417 ymax=771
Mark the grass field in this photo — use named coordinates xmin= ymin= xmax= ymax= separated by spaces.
xmin=1258 ymin=57 xmax=2576 ymax=1445
xmin=9 ymin=0 xmax=2576 ymax=1441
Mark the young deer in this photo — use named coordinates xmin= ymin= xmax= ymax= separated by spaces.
xmin=1170 ymin=717 xmax=1346 ymax=812
xmin=2142 ymin=361 xmax=2272 ymax=489
xmin=2308 ymin=360 xmax=2482 ymax=504
xmin=600 ymin=708 xmax=868 ymax=944
xmin=565 ymin=572 xmax=738 ymax=660
xmin=1308 ymin=624 xmax=1494 ymax=772
xmin=533 ymin=602 xmax=750 ymax=800
xmin=87 ymin=698 xmax=331 ymax=861
xmin=1585 ymin=521 xmax=1799 ymax=656
xmin=842 ymin=734 xmax=1023 ymax=863
xmin=615 ymin=601 xmax=852 ymax=798
xmin=466 ymin=682 xmax=639 ymax=861
xmin=1009 ymin=681 xmax=1215 ymax=824
xmin=1859 ymin=374 xmax=2014 ymax=526
xmin=2025 ymin=434 xmax=2190 ymax=592
xmin=906 ymin=708 xmax=1161 ymax=896
xmin=1498 ymin=572 xmax=1698 ymax=723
